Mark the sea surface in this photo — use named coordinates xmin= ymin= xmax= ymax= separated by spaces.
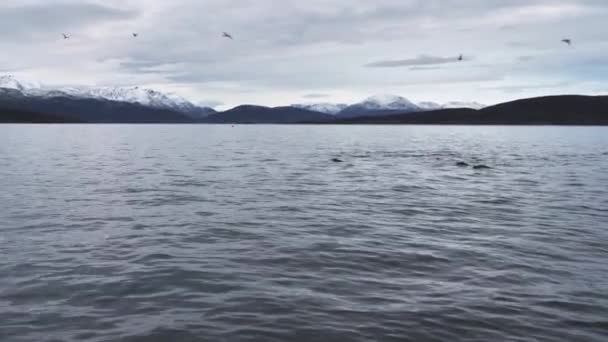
xmin=1 ymin=125 xmax=608 ymax=342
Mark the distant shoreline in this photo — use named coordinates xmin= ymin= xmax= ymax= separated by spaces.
xmin=2 ymin=94 xmax=608 ymax=125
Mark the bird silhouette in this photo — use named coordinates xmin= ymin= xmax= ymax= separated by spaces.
xmin=132 ymin=33 xmax=138 ymax=38
xmin=62 ymin=33 xmax=70 ymax=40
xmin=562 ymin=39 xmax=572 ymax=46
xmin=458 ymin=54 xmax=463 ymax=61
xmin=222 ymin=32 xmax=234 ymax=40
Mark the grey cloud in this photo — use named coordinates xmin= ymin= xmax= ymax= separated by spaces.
xmin=409 ymin=66 xmax=443 ymax=71
xmin=2 ymin=0 xmax=608 ymax=106
xmin=198 ymin=100 xmax=224 ymax=108
xmin=365 ymin=55 xmax=462 ymax=68
xmin=303 ymin=93 xmax=330 ymax=99
xmin=0 ymin=2 xmax=138 ymax=40
xmin=499 ymin=24 xmax=517 ymax=31
xmin=517 ymin=56 xmax=535 ymax=62
xmin=484 ymin=82 xmax=572 ymax=93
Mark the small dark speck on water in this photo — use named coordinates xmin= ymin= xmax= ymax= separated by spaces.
xmin=473 ymin=164 xmax=492 ymax=170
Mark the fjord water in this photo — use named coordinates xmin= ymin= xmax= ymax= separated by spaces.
xmin=1 ymin=125 xmax=608 ymax=342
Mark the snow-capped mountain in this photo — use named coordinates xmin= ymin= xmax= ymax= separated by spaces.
xmin=289 ymin=94 xmax=487 ymax=118
xmin=2 ymin=75 xmax=488 ymax=122
xmin=337 ymin=94 xmax=421 ymax=118
xmin=292 ymin=103 xmax=348 ymax=115
xmin=60 ymin=86 xmax=215 ymax=118
xmin=0 ymin=75 xmax=214 ymax=118
xmin=62 ymin=87 xmax=188 ymax=110
xmin=0 ymin=75 xmax=41 ymax=92
xmin=353 ymin=94 xmax=420 ymax=111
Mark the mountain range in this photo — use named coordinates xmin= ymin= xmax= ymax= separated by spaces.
xmin=0 ymin=75 xmax=215 ymax=122
xmin=293 ymin=95 xmax=486 ymax=118
xmin=330 ymin=95 xmax=608 ymax=125
xmin=0 ymin=76 xmax=486 ymax=123
xmin=1 ymin=75 xmax=607 ymax=124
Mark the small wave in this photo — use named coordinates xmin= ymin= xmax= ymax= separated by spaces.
xmin=2 ymin=125 xmax=607 ymax=342
xmin=392 ymin=184 xmax=436 ymax=192
xmin=76 ymin=216 xmax=134 ymax=223
xmin=133 ymin=253 xmax=175 ymax=263
xmin=170 ymin=180 xmax=209 ymax=188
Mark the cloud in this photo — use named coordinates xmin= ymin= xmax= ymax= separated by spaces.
xmin=198 ymin=100 xmax=224 ymax=108
xmin=409 ymin=66 xmax=443 ymax=71
xmin=484 ymin=82 xmax=572 ymax=93
xmin=1 ymin=0 xmax=608 ymax=107
xmin=517 ymin=56 xmax=535 ymax=62
xmin=0 ymin=2 xmax=138 ymax=41
xmin=365 ymin=55 xmax=462 ymax=68
xmin=303 ymin=93 xmax=330 ymax=99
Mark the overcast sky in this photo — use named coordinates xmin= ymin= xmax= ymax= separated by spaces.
xmin=1 ymin=0 xmax=607 ymax=108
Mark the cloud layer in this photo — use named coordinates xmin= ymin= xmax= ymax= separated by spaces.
xmin=1 ymin=0 xmax=607 ymax=108
xmin=365 ymin=55 xmax=462 ymax=68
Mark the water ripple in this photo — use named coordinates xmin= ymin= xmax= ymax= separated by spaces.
xmin=1 ymin=125 xmax=608 ymax=342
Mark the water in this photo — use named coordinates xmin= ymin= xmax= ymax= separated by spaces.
xmin=1 ymin=125 xmax=608 ymax=342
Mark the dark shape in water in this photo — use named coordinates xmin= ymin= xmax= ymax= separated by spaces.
xmin=332 ymin=158 xmax=344 ymax=163
xmin=456 ymin=161 xmax=469 ymax=167
xmin=473 ymin=165 xmax=492 ymax=170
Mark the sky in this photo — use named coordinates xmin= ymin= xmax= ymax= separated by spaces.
xmin=1 ymin=0 xmax=607 ymax=109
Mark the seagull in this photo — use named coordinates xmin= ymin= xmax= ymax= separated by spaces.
xmin=62 ymin=33 xmax=70 ymax=40
xmin=458 ymin=54 xmax=464 ymax=61
xmin=132 ymin=33 xmax=138 ymax=38
xmin=222 ymin=32 xmax=234 ymax=40
xmin=562 ymin=39 xmax=572 ymax=46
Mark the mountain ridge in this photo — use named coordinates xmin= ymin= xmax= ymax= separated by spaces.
xmin=2 ymin=76 xmax=607 ymax=124
xmin=0 ymin=75 xmax=215 ymax=119
xmin=1 ymin=75 xmax=490 ymax=123
xmin=202 ymin=105 xmax=334 ymax=124
xmin=292 ymin=95 xmax=486 ymax=117
xmin=327 ymin=95 xmax=608 ymax=125
xmin=0 ymin=87 xmax=195 ymax=123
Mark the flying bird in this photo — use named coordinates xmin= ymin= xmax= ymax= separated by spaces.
xmin=222 ymin=32 xmax=234 ymax=40
xmin=62 ymin=33 xmax=70 ymax=40
xmin=562 ymin=39 xmax=572 ymax=46
xmin=132 ymin=33 xmax=138 ymax=38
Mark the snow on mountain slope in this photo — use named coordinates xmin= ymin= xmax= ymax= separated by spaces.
xmin=0 ymin=75 xmax=41 ymax=92
xmin=2 ymin=75 xmax=486 ymax=118
xmin=59 ymin=86 xmax=208 ymax=113
xmin=294 ymin=96 xmax=488 ymax=118
xmin=0 ymin=75 xmax=214 ymax=117
xmin=355 ymin=94 xmax=420 ymax=111
xmin=336 ymin=94 xmax=421 ymax=118
xmin=292 ymin=103 xmax=348 ymax=115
